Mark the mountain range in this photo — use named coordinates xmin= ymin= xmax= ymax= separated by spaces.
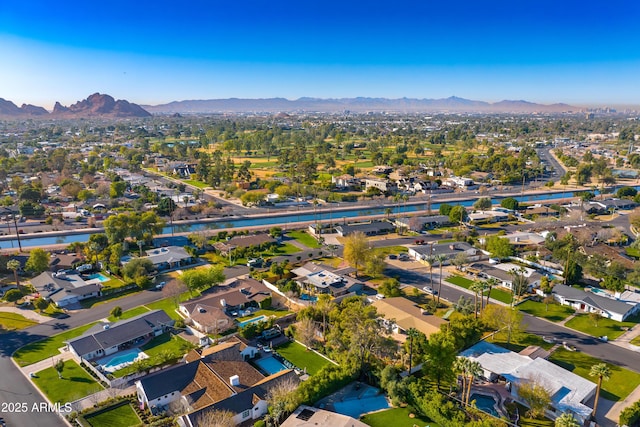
xmin=0 ymin=93 xmax=151 ymax=118
xmin=142 ymin=96 xmax=578 ymax=114
xmin=0 ymin=94 xmax=581 ymax=118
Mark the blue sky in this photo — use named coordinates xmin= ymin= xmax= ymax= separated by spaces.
xmin=1 ymin=0 xmax=640 ymax=108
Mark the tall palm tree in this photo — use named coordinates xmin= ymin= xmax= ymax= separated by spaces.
xmin=465 ymin=360 xmax=483 ymax=405
xmin=555 ymin=412 xmax=580 ymax=427
xmin=484 ymin=277 xmax=499 ymax=308
xmin=425 ymin=255 xmax=436 ymax=301
xmin=407 ymin=327 xmax=419 ymax=375
xmin=453 ymin=357 xmax=470 ymax=403
xmin=7 ymin=259 xmax=21 ymax=292
xmin=510 ymin=268 xmax=529 ymax=306
xmin=435 ymin=254 xmax=447 ymax=305
xmin=469 ymin=281 xmax=485 ymax=319
xmin=589 ymin=363 xmax=611 ymax=417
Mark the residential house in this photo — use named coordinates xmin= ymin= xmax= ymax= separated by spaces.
xmin=143 ymin=246 xmax=197 ymax=271
xmin=395 ymin=215 xmax=450 ymax=232
xmin=466 ymin=262 xmax=543 ymax=292
xmin=213 ymin=234 xmax=276 ymax=256
xmin=335 ymin=221 xmax=395 ymax=237
xmin=363 ymin=177 xmax=397 ymax=194
xmin=331 ymin=174 xmax=361 ymax=190
xmin=408 ymin=241 xmax=482 ymax=264
xmin=552 ymin=284 xmax=639 ymax=322
xmin=280 ymin=405 xmax=368 ymax=427
xmin=66 ymin=310 xmax=173 ymax=361
xmin=467 ymin=210 xmax=509 ymax=225
xmin=292 ymin=262 xmax=362 ymax=297
xmin=172 ymin=163 xmax=197 ymax=178
xmin=179 ymin=277 xmax=272 ymax=329
xmin=31 ymin=271 xmax=102 ymax=308
xmin=48 ymin=253 xmax=85 ymax=272
xmin=372 ymin=297 xmax=446 ymax=338
xmin=460 ymin=341 xmax=596 ymax=424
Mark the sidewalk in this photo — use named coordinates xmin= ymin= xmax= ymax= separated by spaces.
xmin=609 ymin=323 xmax=640 ymax=351
xmin=22 ymin=348 xmax=75 ymax=376
xmin=70 ymin=384 xmax=137 ymax=412
xmin=605 ymin=382 xmax=640 ymax=426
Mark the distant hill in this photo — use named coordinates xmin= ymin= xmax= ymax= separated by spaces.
xmin=0 ymin=93 xmax=151 ymax=118
xmin=143 ymin=96 xmax=579 ymax=114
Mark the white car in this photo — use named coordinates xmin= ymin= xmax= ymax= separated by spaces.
xmin=423 ymin=286 xmax=437 ymax=295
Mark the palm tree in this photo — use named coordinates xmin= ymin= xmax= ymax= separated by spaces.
xmin=454 ymin=357 xmax=470 ymax=403
xmin=484 ymin=277 xmax=499 ymax=308
xmin=589 ymin=363 xmax=611 ymax=417
xmin=510 ymin=268 xmax=529 ymax=306
xmin=7 ymin=259 xmax=21 ymax=292
xmin=555 ymin=412 xmax=580 ymax=427
xmin=469 ymin=281 xmax=485 ymax=319
xmin=465 ymin=360 xmax=483 ymax=405
xmin=407 ymin=327 xmax=419 ymax=375
xmin=425 ymin=255 xmax=437 ymax=301
xmin=435 ymin=254 xmax=447 ymax=305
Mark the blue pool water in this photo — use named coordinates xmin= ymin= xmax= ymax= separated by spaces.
xmin=300 ymin=293 xmax=317 ymax=302
xmin=237 ymin=315 xmax=267 ymax=328
xmin=85 ymin=273 xmax=109 ymax=282
xmin=469 ymin=393 xmax=499 ymax=417
xmin=333 ymin=387 xmax=390 ymax=419
xmin=99 ymin=348 xmax=144 ymax=372
xmin=254 ymin=357 xmax=287 ymax=375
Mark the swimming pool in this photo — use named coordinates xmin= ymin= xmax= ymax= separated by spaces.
xmin=300 ymin=293 xmax=317 ymax=302
xmin=254 ymin=356 xmax=288 ymax=375
xmin=237 ymin=314 xmax=267 ymax=328
xmin=469 ymin=393 xmax=499 ymax=417
xmin=85 ymin=273 xmax=110 ymax=282
xmin=98 ymin=348 xmax=147 ymax=373
xmin=332 ymin=386 xmax=390 ymax=419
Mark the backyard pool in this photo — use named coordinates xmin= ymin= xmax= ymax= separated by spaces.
xmin=469 ymin=393 xmax=499 ymax=417
xmin=85 ymin=273 xmax=110 ymax=282
xmin=237 ymin=314 xmax=267 ymax=328
xmin=300 ymin=293 xmax=317 ymax=302
xmin=97 ymin=348 xmax=148 ymax=373
xmin=254 ymin=356 xmax=288 ymax=375
xmin=332 ymin=386 xmax=390 ymax=419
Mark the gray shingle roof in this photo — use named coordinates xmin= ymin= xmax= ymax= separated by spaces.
xmin=139 ymin=361 xmax=199 ymax=401
xmin=553 ymin=284 xmax=634 ymax=316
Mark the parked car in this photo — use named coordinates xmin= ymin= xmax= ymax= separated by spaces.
xmin=398 ymin=253 xmax=410 ymax=261
xmin=423 ymin=286 xmax=437 ymax=295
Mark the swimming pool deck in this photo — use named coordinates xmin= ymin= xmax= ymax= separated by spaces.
xmin=316 ymin=381 xmax=390 ymax=417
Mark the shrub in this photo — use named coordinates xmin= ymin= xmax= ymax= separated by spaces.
xmin=4 ymin=289 xmax=22 ymax=302
xmin=620 ymin=400 xmax=640 ymax=427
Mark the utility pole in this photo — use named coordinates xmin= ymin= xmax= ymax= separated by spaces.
xmin=12 ymin=214 xmax=22 ymax=252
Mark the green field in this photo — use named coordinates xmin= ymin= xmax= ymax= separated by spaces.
xmin=287 ymin=230 xmax=322 ymax=249
xmin=182 ymin=179 xmax=209 ymax=189
xmin=272 ymin=242 xmax=301 ymax=255
xmin=13 ymin=323 xmax=96 ymax=366
xmin=33 ymin=360 xmax=103 ymax=404
xmin=517 ymin=300 xmax=575 ymax=322
xmin=0 ymin=312 xmax=37 ymax=331
xmin=144 ymin=298 xmax=183 ymax=320
xmin=549 ymin=348 xmax=640 ymax=401
xmin=85 ymin=403 xmax=141 ymax=427
xmin=490 ymin=332 xmax=555 ymax=353
xmin=487 ymin=287 xmax=513 ymax=304
xmin=275 ymin=341 xmax=331 ymax=376
xmin=361 ymin=407 xmax=440 ymax=427
xmin=564 ymin=314 xmax=636 ymax=340
xmin=445 ymin=275 xmax=474 ymax=289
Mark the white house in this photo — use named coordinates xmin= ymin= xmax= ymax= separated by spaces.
xmin=408 ymin=241 xmax=482 ymax=264
xmin=460 ymin=341 xmax=596 ymax=424
xmin=552 ymin=284 xmax=639 ymax=322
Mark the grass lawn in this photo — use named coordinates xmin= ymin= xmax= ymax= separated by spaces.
xmin=14 ymin=323 xmax=96 ymax=367
xmin=361 ymin=407 xmax=440 ymax=427
xmin=517 ymin=300 xmax=575 ymax=322
xmin=108 ymin=306 xmax=151 ymax=322
xmin=100 ymin=275 xmax=127 ymax=291
xmin=487 ymin=287 xmax=513 ymax=304
xmin=182 ymin=179 xmax=209 ymax=189
xmin=275 ymin=341 xmax=331 ymax=375
xmin=144 ymin=298 xmax=183 ymax=320
xmin=631 ymin=335 xmax=640 ymax=346
xmin=112 ymin=333 xmax=195 ymax=378
xmin=445 ymin=275 xmax=474 ymax=289
xmin=489 ymin=331 xmax=555 ymax=352
xmin=512 ymin=403 xmax=553 ymax=427
xmin=272 ymin=242 xmax=301 ymax=255
xmin=33 ymin=360 xmax=103 ymax=404
xmin=287 ymin=230 xmax=322 ymax=249
xmin=315 ymin=257 xmax=343 ymax=268
xmin=564 ymin=314 xmax=636 ymax=340
xmin=549 ymin=348 xmax=640 ymax=401
xmin=85 ymin=403 xmax=141 ymax=427
xmin=0 ymin=312 xmax=37 ymax=331
xmin=372 ymin=246 xmax=409 ymax=256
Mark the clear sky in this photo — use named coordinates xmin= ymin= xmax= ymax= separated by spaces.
xmin=2 ymin=0 xmax=640 ymax=109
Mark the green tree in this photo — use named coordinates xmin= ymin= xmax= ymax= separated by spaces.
xmin=469 ymin=281 xmax=485 ymax=318
xmin=510 ymin=268 xmax=529 ymax=303
xmin=485 ymin=235 xmax=514 ymax=259
xmin=7 ymin=259 xmax=21 ymax=291
xmin=564 ymin=257 xmax=583 ymax=286
xmin=25 ymin=248 xmax=50 ymax=274
xmin=500 ymin=197 xmax=519 ymax=211
xmin=482 ymin=304 xmax=523 ymax=349
xmin=4 ymin=289 xmax=22 ymax=302
xmin=378 ymin=278 xmax=402 ymax=297
xmin=473 ymin=197 xmax=492 ymax=210
xmin=364 ymin=251 xmax=386 ymax=278
xmin=110 ymin=180 xmax=127 ymax=198
xmin=589 ymin=363 xmax=611 ymax=418
xmin=439 ymin=203 xmax=453 ymax=216
xmin=34 ymin=297 xmax=49 ymax=312
xmin=448 ymin=205 xmax=468 ymax=225
xmin=342 ymin=232 xmax=369 ymax=277
xmin=54 ymin=359 xmax=65 ymax=379
xmin=423 ymin=331 xmax=456 ymax=388
xmin=110 ymin=306 xmax=123 ymax=319
xmin=518 ymin=378 xmax=551 ymax=419
xmin=555 ymin=412 xmax=580 ymax=427
xmin=122 ymin=258 xmax=154 ymax=286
